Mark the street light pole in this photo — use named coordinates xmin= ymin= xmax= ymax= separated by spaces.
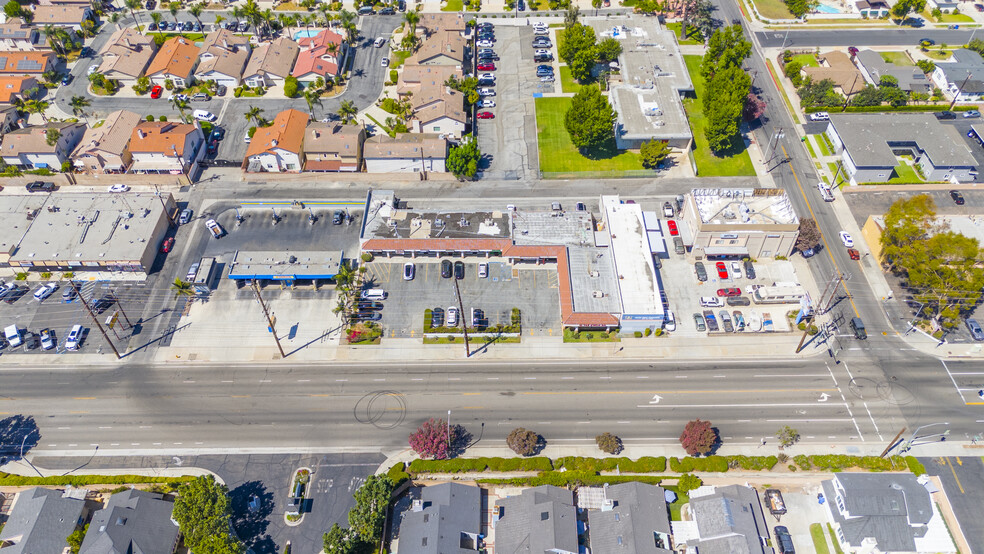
xmin=901 ymin=422 xmax=950 ymax=453
xmin=20 ymin=435 xmax=43 ymax=477
xmin=447 ymin=409 xmax=452 ymax=449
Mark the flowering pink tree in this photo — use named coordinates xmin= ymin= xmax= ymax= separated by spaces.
xmin=409 ymin=418 xmax=459 ymax=460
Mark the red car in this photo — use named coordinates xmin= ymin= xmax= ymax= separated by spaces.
xmin=715 ymin=261 xmax=728 ymax=279
xmin=716 ymin=287 xmax=742 ymax=297
xmin=477 ymin=62 xmax=496 ymax=71
xmin=150 ymin=85 xmax=163 ymax=99
xmin=667 ymin=220 xmax=679 ymax=236
xmin=160 ymin=237 xmax=175 ymax=253
xmin=476 ymin=111 xmax=495 ymax=119
xmin=848 ymin=248 xmax=860 ymax=260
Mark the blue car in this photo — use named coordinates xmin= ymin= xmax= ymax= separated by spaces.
xmin=61 ymin=74 xmax=72 ymax=85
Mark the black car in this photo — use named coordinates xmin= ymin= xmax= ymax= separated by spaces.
xmin=398 ymin=0 xmax=406 ymax=11
xmin=517 ymin=0 xmax=525 ymax=10
xmin=90 ymin=294 xmax=116 ymax=314
xmin=744 ymin=259 xmax=756 ymax=279
xmin=694 ymin=262 xmax=707 ymax=282
xmin=192 ymin=21 xmax=202 ymax=32
xmin=80 ymin=46 xmax=93 ymax=57
xmin=381 ymin=6 xmax=396 ymax=14
xmin=935 ymin=111 xmax=956 ymax=120
xmin=25 ymin=181 xmax=56 ymax=193
xmin=148 ymin=22 xmax=158 ymax=31
xmin=216 ymin=84 xmax=227 ymax=96
xmin=359 ymin=301 xmax=384 ymax=310
xmin=210 ymin=127 xmax=225 ymax=142
xmin=23 ymin=332 xmax=39 ymax=351
xmin=950 ymin=190 xmax=965 ymax=205
xmin=441 ymin=259 xmax=453 ymax=278
xmin=3 ymin=286 xmax=26 ymax=305
xmin=537 ymin=64 xmax=553 ymax=72
xmin=333 ymin=210 xmax=344 ymax=224
xmin=454 ymin=261 xmax=464 ymax=280
xmin=477 ymin=78 xmax=495 ymax=86
xmin=774 ymin=526 xmax=795 ymax=554
xmin=726 ymin=296 xmax=751 ymax=307
xmin=431 ymin=307 xmax=444 ymax=327
xmin=145 ymin=0 xmax=155 ymax=8
xmin=478 ymin=53 xmax=499 ymax=61
xmin=61 ymin=73 xmax=72 ymax=85
xmin=206 ymin=140 xmax=218 ymax=156
xmin=353 ymin=311 xmax=382 ymax=321
xmin=182 ymin=21 xmax=193 ymax=32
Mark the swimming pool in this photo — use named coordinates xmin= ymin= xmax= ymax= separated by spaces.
xmin=294 ymin=29 xmax=320 ymax=40
xmin=815 ymin=3 xmax=843 ymax=13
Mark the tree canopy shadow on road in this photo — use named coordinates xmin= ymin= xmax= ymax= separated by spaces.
xmin=229 ymin=480 xmax=276 ymax=554
xmin=0 ymin=414 xmax=41 ymax=464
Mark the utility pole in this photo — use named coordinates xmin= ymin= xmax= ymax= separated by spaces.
xmin=452 ymin=277 xmax=470 ymax=357
xmin=72 ymin=281 xmax=121 ymax=359
xmin=762 ymin=127 xmax=783 ymax=165
xmin=154 ymin=185 xmax=175 ymax=225
xmin=252 ymin=279 xmax=286 ymax=358
xmin=880 ymin=427 xmax=907 ymax=458
xmin=949 ymin=71 xmax=972 ymax=111
xmin=110 ymin=287 xmax=132 ymax=328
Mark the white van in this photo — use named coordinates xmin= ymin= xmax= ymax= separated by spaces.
xmin=4 ymin=324 xmax=22 ymax=347
xmin=361 ymin=288 xmax=387 ymax=300
xmin=193 ymin=109 xmax=217 ymax=122
xmin=817 ymin=182 xmax=834 ymax=202
xmin=65 ymin=324 xmax=83 ymax=350
xmin=699 ymin=296 xmax=724 ymax=308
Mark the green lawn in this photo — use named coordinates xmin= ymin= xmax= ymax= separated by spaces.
xmin=810 ymin=524 xmax=832 ymax=554
xmin=441 ymin=0 xmax=463 ymax=10
xmin=664 ymin=22 xmax=704 ymax=45
xmin=922 ymin=9 xmax=974 ymax=22
xmin=880 ymin=51 xmax=913 ymax=66
xmin=559 ymin=66 xmax=592 ymax=94
xmin=827 ymin=162 xmax=849 ymax=187
xmin=751 ymin=0 xmax=794 ymax=19
xmin=826 ymin=523 xmax=845 ymax=554
xmin=792 ymin=53 xmax=819 ymax=67
xmin=889 ymin=163 xmax=923 ymax=183
xmin=804 ymin=136 xmax=818 ymax=158
xmin=925 ymin=49 xmax=953 ymax=60
xmin=535 ymin=97 xmax=645 ymax=173
xmin=682 ymin=55 xmax=756 ymax=177
xmin=816 ymin=134 xmax=832 ymax=156
xmin=664 ymin=486 xmax=690 ymax=520
xmin=390 ymin=49 xmax=413 ymax=69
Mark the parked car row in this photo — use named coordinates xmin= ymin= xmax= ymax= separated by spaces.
xmin=430 ymin=306 xmax=487 ymax=329
xmin=696 ymin=260 xmax=755 ymax=282
xmin=475 ymin=22 xmax=497 ymax=120
xmin=693 ymin=309 xmax=749 ymax=333
xmin=3 ymin=323 xmax=87 ymax=352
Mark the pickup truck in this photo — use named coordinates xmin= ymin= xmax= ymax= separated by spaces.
xmin=205 ymin=218 xmax=224 ymax=238
xmin=25 ymin=181 xmax=56 ymax=193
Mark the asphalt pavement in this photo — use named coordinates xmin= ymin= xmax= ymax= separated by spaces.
xmin=755 ymin=28 xmax=977 ymax=48
xmin=921 ymin=455 xmax=984 ymax=554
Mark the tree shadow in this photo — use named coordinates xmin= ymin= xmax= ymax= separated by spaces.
xmin=229 ymin=480 xmax=276 ymax=554
xmin=579 ymin=142 xmax=626 ymax=161
xmin=449 ymin=425 xmax=473 ymax=458
xmin=708 ymin=427 xmax=723 ymax=455
xmin=0 ymin=415 xmax=41 ymax=464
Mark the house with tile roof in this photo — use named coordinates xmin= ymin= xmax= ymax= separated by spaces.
xmin=801 ymin=50 xmax=866 ymax=95
xmin=0 ymin=75 xmax=37 ymax=103
xmin=71 ymin=109 xmax=142 ymax=174
xmin=245 ymin=108 xmax=308 ymax=172
xmin=397 ymin=64 xmax=462 ymax=97
xmin=416 ymin=13 xmax=470 ymax=35
xmin=0 ymin=50 xmax=54 ymax=76
xmin=127 ymin=120 xmax=204 ymax=175
xmin=243 ymin=36 xmax=299 ymax=89
xmin=363 ymin=133 xmax=446 ymax=173
xmin=411 ymin=83 xmax=466 ymax=138
xmin=1 ymin=121 xmax=85 ymax=169
xmin=79 ymin=489 xmax=180 ymax=554
xmin=0 ymin=487 xmax=88 ymax=554
xmin=292 ymin=29 xmax=347 ymax=84
xmin=195 ymin=29 xmax=251 ymax=88
xmin=31 ymin=4 xmax=93 ymax=29
xmin=408 ymin=30 xmax=467 ymax=67
xmin=303 ymin=120 xmax=365 ymax=171
xmin=146 ymin=37 xmax=199 ymax=88
xmin=0 ymin=19 xmax=45 ymax=51
xmin=97 ymin=26 xmax=157 ymax=84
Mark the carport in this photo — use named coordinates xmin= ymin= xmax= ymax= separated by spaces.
xmin=227 ymin=250 xmax=344 ymax=287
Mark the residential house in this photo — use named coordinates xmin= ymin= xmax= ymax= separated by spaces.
xmin=242 ymin=36 xmax=299 ymax=89
xmin=411 ymin=83 xmax=466 ymax=138
xmin=97 ymin=26 xmax=157 ymax=84
xmin=397 ymin=483 xmax=482 ymax=554
xmin=493 ymin=485 xmax=579 ymax=554
xmin=927 ymin=0 xmax=959 ymax=11
xmin=79 ymin=489 xmax=180 ymax=554
xmin=801 ymin=50 xmax=866 ymax=95
xmin=854 ymin=0 xmax=890 ymax=17
xmin=71 ymin=109 xmax=142 ymax=173
xmin=0 ymin=487 xmax=88 ymax=554
xmin=587 ymin=482 xmax=673 ymax=554
xmin=303 ymin=120 xmax=365 ymax=171
xmin=0 ymin=106 xmax=19 ymax=134
xmin=363 ymin=133 xmax=447 ymax=173
xmin=670 ymin=484 xmax=771 ymax=554
xmin=127 ymin=120 xmax=204 ymax=175
xmin=195 ymin=29 xmax=251 ymax=88
xmin=854 ymin=49 xmax=931 ymax=93
xmin=397 ymin=64 xmax=462 ymax=97
xmin=408 ymin=30 xmax=468 ymax=67
xmin=0 ymin=121 xmax=85 ymax=169
xmin=0 ymin=19 xmax=45 ymax=51
xmin=31 ymin=4 xmax=93 ymax=30
xmin=931 ymin=48 xmax=984 ymax=102
xmin=823 ymin=473 xmax=956 ymax=553
xmin=245 ymin=108 xmax=308 ymax=172
xmin=146 ymin=37 xmax=199 ymax=88
xmin=416 ymin=13 xmax=469 ymax=35
xmin=0 ymin=75 xmax=37 ymax=104
xmin=292 ymin=29 xmax=347 ymax=84
xmin=0 ymin=51 xmax=55 ymax=76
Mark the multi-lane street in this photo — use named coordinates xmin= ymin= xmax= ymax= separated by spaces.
xmin=755 ymin=28 xmax=979 ymax=48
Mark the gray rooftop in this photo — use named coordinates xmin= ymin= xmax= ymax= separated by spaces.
xmin=512 ymin=210 xmax=595 ymax=247
xmin=854 ymin=49 xmax=931 ymax=92
xmin=397 ymin=483 xmax=481 ymax=554
xmin=586 ymin=17 xmax=693 ymax=142
xmin=0 ymin=195 xmax=49 ymax=256
xmin=822 ymin=473 xmax=934 ymax=552
xmin=587 ymin=482 xmax=673 ymax=554
xmin=829 ymin=113 xmax=978 ymax=169
xmin=0 ymin=487 xmax=86 ymax=554
xmin=689 ymin=485 xmax=770 ymax=554
xmin=567 ymin=245 xmax=621 ymax=314
xmin=935 ymin=48 xmax=984 ymax=93
xmin=364 ymin=207 xmax=510 ymax=241
xmin=229 ymin=250 xmax=344 ymax=278
xmin=494 ymin=485 xmax=578 ymax=554
xmin=79 ymin=489 xmax=179 ymax=554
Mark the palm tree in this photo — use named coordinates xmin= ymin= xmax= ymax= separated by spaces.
xmin=44 ymin=127 xmax=61 ymax=147
xmin=189 ymin=2 xmax=204 ymax=30
xmin=230 ymin=6 xmax=244 ymax=26
xmin=261 ymin=8 xmax=275 ymax=38
xmin=171 ymin=97 xmax=190 ymax=122
xmin=23 ymin=98 xmax=50 ymax=122
xmin=214 ymin=13 xmax=225 ymax=30
xmin=317 ymin=3 xmax=329 ymax=26
xmin=70 ymin=95 xmax=90 ymax=123
xmin=338 ymin=99 xmax=357 ymax=123
xmin=302 ymin=14 xmax=313 ymax=35
xmin=43 ymin=24 xmax=64 ymax=55
xmin=244 ymin=105 xmax=264 ymax=127
xmin=150 ymin=12 xmax=164 ymax=38
xmin=80 ymin=18 xmax=96 ymax=38
xmin=403 ymin=10 xmax=419 ymax=38
xmin=168 ymin=1 xmax=179 ymax=24
xmin=171 ymin=278 xmax=195 ymax=297
xmin=108 ymin=11 xmax=122 ymax=29
xmin=302 ymin=87 xmax=322 ymax=117
xmin=124 ymin=0 xmax=143 ymax=28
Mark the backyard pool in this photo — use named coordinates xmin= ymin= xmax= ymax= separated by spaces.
xmin=815 ymin=3 xmax=844 ymax=13
xmin=293 ymin=29 xmax=320 ymax=40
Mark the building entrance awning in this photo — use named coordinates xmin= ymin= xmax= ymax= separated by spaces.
xmin=703 ymin=246 xmax=749 ymax=256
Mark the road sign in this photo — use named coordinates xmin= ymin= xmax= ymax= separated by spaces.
xmin=105 ymin=311 xmax=119 ymax=329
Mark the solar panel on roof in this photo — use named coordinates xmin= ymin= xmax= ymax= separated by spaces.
xmin=16 ymin=59 xmax=43 ymax=71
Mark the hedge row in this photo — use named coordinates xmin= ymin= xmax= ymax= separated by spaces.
xmin=792 ymin=455 xmax=910 ymax=472
xmin=387 ymin=463 xmax=411 ymax=487
xmin=553 ymin=456 xmax=666 ymax=473
xmin=408 ymin=457 xmax=552 ymax=474
xmin=478 ymin=471 xmax=666 ymax=488
xmin=0 ymin=471 xmax=191 ymax=487
xmin=727 ymin=455 xmax=779 ymax=471
xmin=670 ymin=456 xmax=730 ymax=473
xmin=805 ymin=104 xmax=978 ymax=113
xmin=906 ymin=457 xmax=927 ymax=476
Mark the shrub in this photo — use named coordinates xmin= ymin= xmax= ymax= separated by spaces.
xmin=40 ymin=272 xmax=51 ymax=279
xmin=679 ymin=419 xmax=717 ymax=456
xmin=644 ymin=327 xmax=652 ymax=336
xmin=159 ymin=115 xmax=167 ymax=121
xmin=634 ymin=331 xmax=643 ymax=338
xmin=361 ymin=252 xmax=374 ymax=262
xmin=386 ymin=463 xmax=410 ymax=486
xmin=788 ymin=464 xmax=797 ymax=471
xmin=146 ymin=114 xmax=155 ymax=121
xmin=284 ymin=75 xmax=299 ymax=98
xmin=906 ymin=456 xmax=926 ymax=475
xmin=389 ymin=69 xmax=398 ymax=83
xmin=507 ymin=428 xmax=540 ymax=456
xmin=794 ymin=454 xmax=811 ymax=470
xmin=676 ymin=473 xmax=702 ymax=494
xmin=595 ymin=432 xmax=623 ymax=455
xmin=14 ymin=273 xmax=27 ymax=281
xmin=670 ymin=456 xmax=729 ymax=473
xmin=409 ymin=417 xmax=459 ymax=459
xmin=0 ymin=471 xmax=188 ymax=487
xmin=726 ymin=455 xmax=779 ymax=471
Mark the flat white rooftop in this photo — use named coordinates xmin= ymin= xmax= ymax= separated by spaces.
xmin=601 ymin=195 xmax=664 ymax=318
xmin=692 ymin=188 xmax=799 ymax=226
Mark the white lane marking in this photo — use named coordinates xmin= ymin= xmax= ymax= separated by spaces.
xmin=637 ymin=376 xmax=650 ymax=379
xmin=58 ymin=427 xmax=71 ymax=430
xmin=577 ymin=421 xmax=591 ymax=424
xmin=713 ymin=375 xmax=726 ymax=378
xmin=951 ymin=372 xmax=984 ymax=375
xmin=297 ymin=379 xmax=311 ymax=382
xmin=941 ymin=361 xmax=966 ymax=403
xmin=374 ymin=378 xmax=386 ymax=381
xmin=826 ymin=363 xmax=864 ymax=442
xmin=863 ymin=401 xmax=883 ymax=441
xmin=617 ymin=421 xmax=631 ymax=424
xmin=221 ymin=380 xmax=234 ymax=383
xmin=599 ymin=376 xmax=612 ymax=379
xmin=637 ymin=403 xmax=846 ymax=408
xmin=447 ymin=378 xmax=460 ymax=381
xmin=561 ymin=377 xmax=574 ymax=380
xmin=487 ymin=377 xmax=499 ymax=380
xmin=755 ymin=374 xmax=828 ymax=377
xmin=766 ymin=418 xmax=854 ymax=422
xmin=98 ymin=426 xmax=112 ymax=429
xmin=183 ymin=380 xmax=196 ymax=383
xmin=412 ymin=378 xmax=423 ymax=381
xmin=336 ymin=379 xmax=348 ymax=382
xmin=259 ymin=379 xmax=271 ymax=383
xmin=525 ymin=377 xmax=537 ymax=380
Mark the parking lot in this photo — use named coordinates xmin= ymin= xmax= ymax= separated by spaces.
xmin=475 ymin=24 xmax=553 ymax=180
xmin=364 ymin=260 xmax=562 ymax=338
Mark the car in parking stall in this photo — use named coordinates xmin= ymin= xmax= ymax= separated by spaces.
xmin=726 ymin=296 xmax=750 ymax=307
xmin=40 ymin=328 xmax=55 ymax=350
xmin=719 ymin=310 xmax=734 ymax=333
xmin=477 ymin=111 xmax=495 ymax=119
xmin=964 ymin=110 xmax=981 ymax=118
xmin=3 ymin=286 xmax=26 ymax=304
xmin=479 ymin=262 xmax=488 ymax=278
xmin=90 ymin=294 xmax=116 ymax=314
xmin=743 ymin=259 xmax=756 ymax=279
xmin=667 ymin=220 xmax=679 ymax=236
xmin=693 ymin=313 xmax=706 ymax=331
xmin=454 ymin=261 xmax=464 ymax=279
xmin=715 ymin=262 xmax=728 ymax=279
xmin=441 ymin=259 xmax=453 ymax=278
xmin=730 ymin=261 xmax=742 ymax=278
xmin=703 ymin=310 xmax=719 ymax=331
xmin=950 ymin=190 xmax=965 ymax=205
xmin=65 ymin=324 xmax=84 ymax=351
xmin=403 ymin=262 xmax=415 ymax=281
xmin=967 ymin=318 xmax=984 ymax=341
xmin=477 ymin=62 xmax=496 ymax=71
xmin=431 ymin=307 xmax=444 ymax=327
xmin=694 ymin=262 xmax=708 ymax=282
xmin=446 ymin=306 xmax=459 ymax=326
xmin=478 ymin=88 xmax=495 ymax=97
xmin=716 ymin=287 xmax=741 ymax=297
xmin=477 ymin=39 xmax=494 ymax=48
xmin=479 ymin=99 xmax=495 ymax=108
xmin=700 ymin=296 xmax=724 ymax=308
xmin=32 ymin=283 xmax=58 ymax=302
xmin=62 ymin=286 xmax=78 ymax=302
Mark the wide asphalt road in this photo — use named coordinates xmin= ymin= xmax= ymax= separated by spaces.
xmin=755 ymin=28 xmax=977 ymax=48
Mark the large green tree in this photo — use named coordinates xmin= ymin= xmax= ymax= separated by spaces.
xmin=172 ymin=475 xmax=241 ymax=553
xmin=348 ymin=475 xmax=394 ymax=542
xmin=447 ymin=137 xmax=481 ymax=179
xmin=640 ymin=139 xmax=671 ymax=169
xmin=558 ymin=22 xmax=596 ymax=66
xmin=323 ymin=524 xmax=359 ymax=554
xmin=892 ymin=0 xmax=926 ymax=22
xmin=703 ymin=65 xmax=751 ymax=152
xmin=563 ymin=85 xmax=616 ymax=151
xmin=701 ymin=24 xmax=751 ymax=81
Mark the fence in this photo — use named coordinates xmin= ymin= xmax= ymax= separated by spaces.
xmin=540 ymin=169 xmax=661 ymax=180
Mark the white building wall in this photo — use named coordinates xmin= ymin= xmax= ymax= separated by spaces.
xmin=365 ymin=157 xmax=446 ymax=173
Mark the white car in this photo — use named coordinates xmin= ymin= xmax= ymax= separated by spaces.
xmin=446 ymin=306 xmax=459 ymax=327
xmin=534 ymin=28 xmax=549 ymax=36
xmin=193 ymin=109 xmax=216 ymax=122
xmin=730 ymin=261 xmax=742 ymax=279
xmin=403 ymin=262 xmax=415 ymax=281
xmin=381 ymin=57 xmax=389 ymax=67
xmin=699 ymin=296 xmax=724 ymax=308
xmin=664 ymin=310 xmax=676 ymax=332
xmin=107 ymin=184 xmax=130 ymax=193
xmin=839 ymin=231 xmax=854 ymax=248
xmin=32 ymin=282 xmax=58 ymax=302
xmin=65 ymin=324 xmax=83 ymax=351
xmin=534 ymin=49 xmax=551 ymax=56
xmin=87 ymin=64 xmax=99 ymax=76
xmin=168 ymin=93 xmax=190 ymax=103
xmin=809 ymin=111 xmax=830 ymax=121
xmin=186 ymin=262 xmax=200 ymax=281
xmin=374 ymin=37 xmax=387 ymax=47
xmin=478 ymin=88 xmax=495 ymax=97
xmin=40 ymin=329 xmax=54 ymax=350
xmin=540 ymin=75 xmax=555 ymax=82
xmin=480 ymin=99 xmax=495 ymax=108
xmin=532 ymin=21 xmax=547 ymax=29
xmin=478 ymin=262 xmax=488 ymax=278
xmin=478 ymin=73 xmax=496 ymax=81
xmin=244 ymin=132 xmax=252 ymax=143
xmin=477 ymin=39 xmax=494 ymax=48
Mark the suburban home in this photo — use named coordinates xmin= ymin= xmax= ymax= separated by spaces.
xmin=79 ymin=489 xmax=181 ymax=554
xmin=397 ymin=64 xmax=462 ymax=97
xmin=245 ymin=108 xmax=308 ymax=172
xmin=146 ymin=37 xmax=199 ymax=88
xmin=363 ymin=133 xmax=447 ymax=173
xmin=0 ymin=75 xmax=37 ymax=104
xmin=493 ymin=485 xmax=579 ymax=554
xmin=97 ymin=26 xmax=157 ymax=84
xmin=127 ymin=120 xmax=204 ymax=175
xmin=411 ymin=83 xmax=466 ymax=138
xmin=71 ymin=109 xmax=142 ymax=174
xmin=0 ymin=19 xmax=45 ymax=51
xmin=0 ymin=121 xmax=85 ymax=169
xmin=292 ymin=29 xmax=347 ymax=83
xmin=801 ymin=50 xmax=866 ymax=95
xmin=822 ymin=473 xmax=957 ymax=553
xmin=926 ymin=0 xmax=959 ymax=11
xmin=397 ymin=483 xmax=482 ymax=554
xmin=854 ymin=49 xmax=931 ymax=93
xmin=195 ymin=29 xmax=251 ymax=88
xmin=826 ymin=113 xmax=977 ymax=184
xmin=671 ymin=484 xmax=771 ymax=553
xmin=0 ymin=51 xmax=55 ymax=76
xmin=854 ymin=0 xmax=891 ymax=17
xmin=242 ymin=36 xmax=299 ymax=89
xmin=0 ymin=106 xmax=19 ymax=134
xmin=30 ymin=4 xmax=93 ymax=30
xmin=416 ymin=13 xmax=469 ymax=35
xmin=0 ymin=487 xmax=88 ymax=554
xmin=303 ymin=120 xmax=365 ymax=171
xmin=409 ymin=30 xmax=467 ymax=67
xmin=587 ymin=482 xmax=673 ymax=554
xmin=931 ymin=48 xmax=984 ymax=102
